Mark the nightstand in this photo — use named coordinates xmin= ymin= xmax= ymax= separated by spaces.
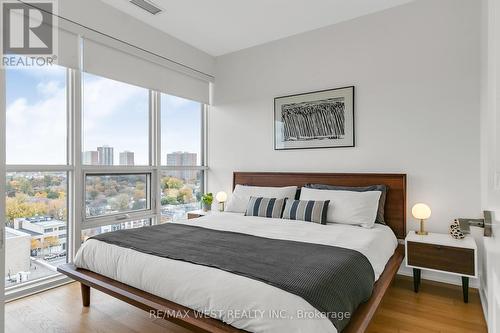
xmin=187 ymin=209 xmax=211 ymax=219
xmin=405 ymin=231 xmax=477 ymax=303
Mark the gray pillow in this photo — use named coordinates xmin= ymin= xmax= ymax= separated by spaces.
xmin=245 ymin=197 xmax=287 ymax=218
xmin=304 ymin=184 xmax=388 ymax=225
xmin=282 ymin=199 xmax=330 ymax=224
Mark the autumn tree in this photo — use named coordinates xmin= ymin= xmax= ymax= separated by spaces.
xmin=6 ymin=194 xmax=47 ymax=222
xmin=166 ymin=177 xmax=184 ymax=190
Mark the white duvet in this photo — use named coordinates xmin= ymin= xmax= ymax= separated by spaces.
xmin=74 ymin=213 xmax=398 ymax=333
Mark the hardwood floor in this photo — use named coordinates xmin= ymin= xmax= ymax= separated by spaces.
xmin=6 ymin=276 xmax=486 ymax=333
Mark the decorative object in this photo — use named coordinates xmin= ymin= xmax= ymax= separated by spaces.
xmin=449 ymin=219 xmax=465 ymax=239
xmin=215 ymin=191 xmax=228 ymax=212
xmin=274 ymin=86 xmax=354 ymax=150
xmin=412 ymin=203 xmax=431 ymax=235
xmin=201 ymin=193 xmax=213 ymax=212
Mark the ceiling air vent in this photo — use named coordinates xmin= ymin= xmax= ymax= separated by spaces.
xmin=129 ymin=0 xmax=163 ymax=15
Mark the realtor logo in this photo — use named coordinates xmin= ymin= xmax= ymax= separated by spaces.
xmin=1 ymin=0 xmax=58 ymax=67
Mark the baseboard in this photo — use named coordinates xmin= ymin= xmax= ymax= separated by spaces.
xmin=397 ymin=265 xmax=480 ymax=289
xmin=479 ymin=284 xmax=489 ymax=323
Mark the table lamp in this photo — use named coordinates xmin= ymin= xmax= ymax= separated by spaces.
xmin=216 ymin=191 xmax=227 ymax=212
xmin=412 ymin=203 xmax=431 ymax=235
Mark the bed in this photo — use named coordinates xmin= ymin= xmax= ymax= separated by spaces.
xmin=58 ymin=172 xmax=406 ymax=333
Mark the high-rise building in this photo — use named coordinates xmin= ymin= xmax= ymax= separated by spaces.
xmin=83 ymin=151 xmax=99 ymax=165
xmin=166 ymin=151 xmax=197 ymax=180
xmin=119 ymin=151 xmax=135 ymax=166
xmin=97 ymin=146 xmax=114 ymax=165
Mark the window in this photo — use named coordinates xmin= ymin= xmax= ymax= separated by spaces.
xmin=3 ymin=41 xmax=208 ymax=298
xmin=159 ymin=94 xmax=206 ymax=222
xmin=5 ymin=172 xmax=68 ymax=288
xmin=6 ymin=66 xmax=67 ymax=165
xmin=160 ymin=170 xmax=203 ymax=223
xmin=161 ymin=94 xmax=202 ymax=166
xmin=85 ymin=173 xmax=151 ymax=219
xmin=82 ymin=73 xmax=149 ymax=166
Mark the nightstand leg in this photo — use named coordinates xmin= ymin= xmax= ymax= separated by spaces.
xmin=462 ymin=276 xmax=469 ymax=303
xmin=413 ymin=268 xmax=421 ymax=293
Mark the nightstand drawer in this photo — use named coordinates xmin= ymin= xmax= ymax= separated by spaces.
xmin=407 ymin=241 xmax=474 ymax=275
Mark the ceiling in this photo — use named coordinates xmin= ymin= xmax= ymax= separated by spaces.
xmin=101 ymin=0 xmax=413 ymax=56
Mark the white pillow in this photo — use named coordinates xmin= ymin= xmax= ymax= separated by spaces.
xmin=299 ymin=187 xmax=381 ymax=228
xmin=225 ymin=185 xmax=297 ymax=213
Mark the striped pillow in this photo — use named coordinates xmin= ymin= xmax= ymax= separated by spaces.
xmin=282 ymin=199 xmax=330 ymax=224
xmin=245 ymin=197 xmax=287 ymax=218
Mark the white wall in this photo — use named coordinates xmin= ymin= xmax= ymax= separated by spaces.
xmin=58 ymin=0 xmax=215 ymax=77
xmin=209 ymin=0 xmax=482 ymax=235
xmin=481 ymin=0 xmax=500 ymax=210
xmin=480 ymin=0 xmax=500 ymax=330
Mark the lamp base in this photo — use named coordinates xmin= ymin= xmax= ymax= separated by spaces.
xmin=416 ymin=219 xmax=428 ymax=235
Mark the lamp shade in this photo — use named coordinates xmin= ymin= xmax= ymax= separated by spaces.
xmin=216 ymin=191 xmax=227 ymax=203
xmin=412 ymin=203 xmax=431 ymax=220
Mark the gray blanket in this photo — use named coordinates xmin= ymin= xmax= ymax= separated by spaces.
xmin=91 ymin=223 xmax=375 ymax=331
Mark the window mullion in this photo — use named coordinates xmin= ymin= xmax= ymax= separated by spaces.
xmin=71 ymin=67 xmax=83 ymax=260
xmin=153 ymin=91 xmax=161 ymax=223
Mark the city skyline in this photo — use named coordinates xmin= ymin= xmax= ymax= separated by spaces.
xmin=82 ymin=145 xmax=198 ymax=169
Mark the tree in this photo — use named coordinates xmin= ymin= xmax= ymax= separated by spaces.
xmin=44 ymin=236 xmax=60 ymax=249
xmin=47 ymin=199 xmax=66 ymax=220
xmin=35 ymin=191 xmax=48 ymax=199
xmin=88 ymin=189 xmax=99 ymax=200
xmin=19 ymin=178 xmax=34 ymax=196
xmin=177 ymin=187 xmax=193 ymax=204
xmin=166 ymin=177 xmax=183 ymax=190
xmin=46 ymin=190 xmax=59 ymax=199
xmin=133 ymin=189 xmax=145 ymax=201
xmin=161 ymin=196 xmax=178 ymax=205
xmin=110 ymin=194 xmax=130 ymax=211
xmin=44 ymin=175 xmax=52 ymax=187
xmin=6 ymin=194 xmax=47 ymax=222
xmin=6 ymin=181 xmax=13 ymax=193
xmin=31 ymin=239 xmax=42 ymax=250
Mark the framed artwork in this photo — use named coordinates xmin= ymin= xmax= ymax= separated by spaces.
xmin=274 ymin=86 xmax=354 ymax=150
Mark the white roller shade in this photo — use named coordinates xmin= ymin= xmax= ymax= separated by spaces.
xmin=56 ymin=28 xmax=79 ymax=69
xmin=83 ymin=38 xmax=210 ymax=104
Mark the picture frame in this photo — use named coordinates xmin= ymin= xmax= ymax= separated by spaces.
xmin=274 ymin=86 xmax=355 ymax=150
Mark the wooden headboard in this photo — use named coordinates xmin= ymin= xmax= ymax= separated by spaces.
xmin=233 ymin=172 xmax=407 ymax=239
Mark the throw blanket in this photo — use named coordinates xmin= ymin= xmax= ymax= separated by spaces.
xmin=92 ymin=223 xmax=374 ymax=331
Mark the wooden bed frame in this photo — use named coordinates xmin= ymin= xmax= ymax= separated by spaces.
xmin=58 ymin=172 xmax=406 ymax=333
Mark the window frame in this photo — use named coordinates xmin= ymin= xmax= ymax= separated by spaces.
xmin=158 ymin=102 xmax=207 ymax=222
xmin=81 ymin=170 xmax=156 ymax=229
xmin=3 ymin=65 xmax=209 ymax=300
xmin=3 ymin=67 xmax=74 ymax=299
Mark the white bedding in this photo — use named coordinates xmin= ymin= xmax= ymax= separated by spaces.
xmin=74 ymin=213 xmax=398 ymax=333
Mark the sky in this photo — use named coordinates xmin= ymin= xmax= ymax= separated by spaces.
xmin=6 ymin=66 xmax=202 ymax=165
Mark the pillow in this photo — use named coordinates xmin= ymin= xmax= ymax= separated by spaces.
xmin=282 ymin=199 xmax=330 ymax=224
xmin=225 ymin=185 xmax=297 ymax=213
xmin=244 ymin=197 xmax=287 ymax=218
xmin=305 ymin=184 xmax=388 ymax=225
xmin=299 ymin=187 xmax=381 ymax=228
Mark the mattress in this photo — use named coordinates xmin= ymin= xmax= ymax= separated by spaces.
xmin=74 ymin=213 xmax=398 ymax=333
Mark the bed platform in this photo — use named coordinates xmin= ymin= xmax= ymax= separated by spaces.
xmin=58 ymin=172 xmax=407 ymax=333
